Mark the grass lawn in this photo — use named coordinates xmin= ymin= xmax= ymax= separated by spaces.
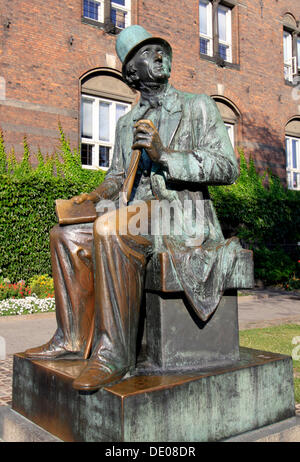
xmin=239 ymin=323 xmax=300 ymax=403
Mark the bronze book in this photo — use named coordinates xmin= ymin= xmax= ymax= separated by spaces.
xmin=55 ymin=199 xmax=97 ymax=225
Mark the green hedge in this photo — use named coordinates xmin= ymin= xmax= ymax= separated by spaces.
xmin=209 ymin=150 xmax=300 ymax=287
xmin=0 ymin=128 xmax=299 ymax=288
xmin=0 ymin=127 xmax=105 ymax=281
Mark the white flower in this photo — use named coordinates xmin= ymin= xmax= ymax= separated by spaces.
xmin=0 ymin=296 xmax=55 ymax=316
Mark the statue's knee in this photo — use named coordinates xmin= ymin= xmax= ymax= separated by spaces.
xmin=49 ymin=224 xmax=60 ymax=242
xmin=50 ymin=223 xmax=73 ymax=243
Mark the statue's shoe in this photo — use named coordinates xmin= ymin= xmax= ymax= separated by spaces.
xmin=72 ymin=359 xmax=128 ymax=391
xmin=24 ymin=340 xmax=73 ymax=359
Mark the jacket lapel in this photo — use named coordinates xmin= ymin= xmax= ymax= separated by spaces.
xmin=119 ymin=106 xmax=138 ymax=170
xmin=159 ymin=86 xmax=183 ymax=148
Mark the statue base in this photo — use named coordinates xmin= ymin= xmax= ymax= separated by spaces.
xmin=12 ymin=348 xmax=295 ymax=442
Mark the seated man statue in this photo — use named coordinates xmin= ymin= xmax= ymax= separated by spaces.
xmin=25 ymin=25 xmax=243 ymax=391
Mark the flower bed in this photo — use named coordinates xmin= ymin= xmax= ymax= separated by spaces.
xmin=0 ymin=295 xmax=55 ymax=316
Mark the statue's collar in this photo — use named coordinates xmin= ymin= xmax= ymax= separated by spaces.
xmin=133 ymin=84 xmax=181 ymax=120
xmin=139 ymin=83 xmax=171 ymax=109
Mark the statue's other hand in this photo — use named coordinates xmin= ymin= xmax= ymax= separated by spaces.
xmin=73 ymin=191 xmax=100 ymax=205
xmin=132 ymin=119 xmax=165 ymax=162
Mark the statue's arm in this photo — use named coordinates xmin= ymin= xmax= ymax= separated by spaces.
xmin=159 ymin=95 xmax=239 ymax=186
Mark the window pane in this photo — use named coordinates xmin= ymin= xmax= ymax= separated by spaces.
xmin=293 ymin=172 xmax=299 ymax=188
xmin=285 ymin=138 xmax=290 ymax=168
xmin=116 ymin=104 xmax=126 ymax=123
xmin=81 ymin=144 xmax=93 ymax=166
xmin=292 ymin=139 xmax=298 ymax=169
xmin=81 ymin=99 xmax=93 ymax=139
xmin=199 ymin=1 xmax=208 ymax=35
xmin=111 ymin=8 xmax=126 ymax=28
xmin=200 ymin=37 xmax=209 ymax=55
xmin=283 ymin=31 xmax=292 ymax=62
xmin=219 ymin=44 xmax=228 ymax=61
xmin=225 ymin=123 xmax=234 ymax=146
xmin=99 ymin=102 xmax=110 ymax=141
xmin=83 ymin=0 xmax=99 ymax=21
xmin=298 ymin=38 xmax=300 ymax=68
xmin=218 ymin=8 xmax=227 ymax=42
xmin=111 ymin=0 xmax=125 ymax=5
xmin=99 ymin=146 xmax=110 ymax=167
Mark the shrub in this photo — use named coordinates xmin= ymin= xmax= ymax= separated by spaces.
xmin=0 ymin=280 xmax=32 ymax=301
xmin=209 ymin=150 xmax=300 ymax=286
xmin=0 ymin=127 xmax=106 ymax=282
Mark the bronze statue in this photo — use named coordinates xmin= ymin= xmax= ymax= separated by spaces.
xmin=25 ymin=25 xmax=243 ymax=391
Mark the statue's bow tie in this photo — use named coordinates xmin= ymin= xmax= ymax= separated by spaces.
xmin=140 ymin=95 xmax=163 ymax=109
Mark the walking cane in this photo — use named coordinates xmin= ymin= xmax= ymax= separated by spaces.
xmin=82 ymin=148 xmax=142 ymax=360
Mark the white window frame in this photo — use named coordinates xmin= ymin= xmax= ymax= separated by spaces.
xmin=110 ymin=0 xmax=131 ymax=29
xmin=225 ymin=122 xmax=234 ymax=147
xmin=283 ymin=30 xmax=297 ymax=82
xmin=285 ymin=135 xmax=300 ymax=190
xmin=297 ymin=37 xmax=300 ymax=70
xmin=217 ymin=4 xmax=232 ymax=63
xmin=83 ymin=0 xmax=104 ymax=23
xmin=81 ymin=94 xmax=130 ymax=170
xmin=199 ymin=0 xmax=213 ymax=57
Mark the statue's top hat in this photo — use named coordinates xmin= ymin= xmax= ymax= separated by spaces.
xmin=116 ymin=25 xmax=172 ymax=72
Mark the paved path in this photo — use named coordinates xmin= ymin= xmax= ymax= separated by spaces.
xmin=238 ymin=291 xmax=300 ymax=329
xmin=0 ymin=290 xmax=299 ymax=356
xmin=0 ymin=312 xmax=56 ymax=356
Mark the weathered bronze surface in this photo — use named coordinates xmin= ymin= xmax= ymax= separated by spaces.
xmin=23 ymin=24 xmax=254 ymax=391
xmin=12 ymin=348 xmax=295 ymax=442
xmin=55 ymin=198 xmax=97 ymax=225
xmin=140 ymin=290 xmax=240 ymax=372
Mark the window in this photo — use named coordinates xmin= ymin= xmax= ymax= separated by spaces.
xmin=213 ymin=96 xmax=240 ymax=149
xmin=282 ymin=14 xmax=300 ymax=82
xmin=225 ymin=123 xmax=234 ymax=147
xmin=285 ymin=136 xmax=300 ymax=190
xmin=83 ymin=0 xmax=104 ymax=22
xmin=110 ymin=0 xmax=130 ymax=29
xmin=199 ymin=0 xmax=233 ymax=63
xmin=199 ymin=0 xmax=213 ymax=57
xmin=218 ymin=5 xmax=232 ymax=62
xmin=283 ymin=30 xmax=296 ymax=82
xmin=83 ymin=0 xmax=130 ymax=29
xmin=80 ymin=70 xmax=135 ymax=169
xmin=81 ymin=95 xmax=130 ymax=169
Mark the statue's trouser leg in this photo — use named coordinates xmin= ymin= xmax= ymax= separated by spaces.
xmin=73 ymin=201 xmax=152 ymax=387
xmin=49 ymin=223 xmax=95 ymax=354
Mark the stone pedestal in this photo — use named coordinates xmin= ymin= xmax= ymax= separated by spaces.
xmin=142 ymin=289 xmax=239 ymax=371
xmin=12 ymin=348 xmax=295 ymax=442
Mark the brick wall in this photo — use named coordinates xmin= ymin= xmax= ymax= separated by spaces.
xmin=0 ymin=0 xmax=300 ymax=181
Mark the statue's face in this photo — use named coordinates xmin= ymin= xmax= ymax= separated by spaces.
xmin=130 ymin=42 xmax=171 ymax=85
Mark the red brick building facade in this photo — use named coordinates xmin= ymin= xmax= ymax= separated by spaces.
xmin=1 ymin=0 xmax=300 ymax=187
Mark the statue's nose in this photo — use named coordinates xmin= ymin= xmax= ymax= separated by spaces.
xmin=154 ymin=51 xmax=162 ymax=61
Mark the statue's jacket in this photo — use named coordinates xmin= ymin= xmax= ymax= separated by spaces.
xmin=103 ymin=85 xmax=243 ymax=321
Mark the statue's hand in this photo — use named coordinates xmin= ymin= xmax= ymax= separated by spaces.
xmin=73 ymin=191 xmax=100 ymax=205
xmin=132 ymin=119 xmax=165 ymax=162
